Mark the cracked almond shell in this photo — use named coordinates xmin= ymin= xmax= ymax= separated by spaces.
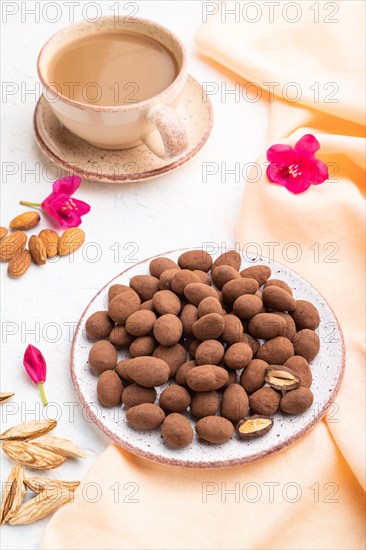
xmin=8 ymin=487 xmax=74 ymax=525
xmin=2 ymin=441 xmax=66 ymax=470
xmin=30 ymin=435 xmax=86 ymax=458
xmin=0 ymin=420 xmax=57 ymax=441
xmin=0 ymin=464 xmax=26 ymax=524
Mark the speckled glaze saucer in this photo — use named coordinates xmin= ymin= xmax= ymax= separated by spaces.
xmin=34 ymin=75 xmax=213 ymax=183
xmin=71 ymin=248 xmax=345 ymax=468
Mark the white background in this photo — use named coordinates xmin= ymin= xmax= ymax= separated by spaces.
xmin=1 ymin=1 xmax=268 ymax=548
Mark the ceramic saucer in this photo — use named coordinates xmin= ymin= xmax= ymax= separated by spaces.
xmin=34 ymin=75 xmax=213 ymax=183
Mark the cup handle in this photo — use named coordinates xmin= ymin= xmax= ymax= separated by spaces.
xmin=143 ymin=104 xmax=189 ymax=160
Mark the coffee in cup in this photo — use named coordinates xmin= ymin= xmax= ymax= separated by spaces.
xmin=48 ymin=31 xmax=178 ymax=106
xmin=38 ymin=17 xmax=188 ymax=158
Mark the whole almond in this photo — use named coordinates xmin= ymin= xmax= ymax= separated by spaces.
xmin=28 ymin=235 xmax=47 ymax=265
xmin=10 ymin=211 xmax=40 ymax=230
xmin=8 ymin=249 xmax=31 ymax=277
xmin=8 ymin=487 xmax=74 ymax=525
xmin=0 ymin=227 xmax=8 ymax=240
xmin=0 ymin=231 xmax=27 ymax=261
xmin=38 ymin=229 xmax=59 ymax=258
xmin=2 ymin=441 xmax=66 ymax=470
xmin=58 ymin=228 xmax=85 ymax=256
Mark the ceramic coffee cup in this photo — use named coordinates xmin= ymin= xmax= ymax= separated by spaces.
xmin=37 ymin=17 xmax=188 ymax=159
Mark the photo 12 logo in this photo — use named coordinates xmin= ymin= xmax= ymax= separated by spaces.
xmin=1 ymin=1 xmax=140 ymax=24
xmin=1 ymin=80 xmax=142 ymax=106
xmin=202 ymin=81 xmax=340 ymax=105
xmin=202 ymin=1 xmax=340 ymax=24
xmin=1 ymin=159 xmax=140 ymax=184
xmin=201 ymin=480 xmax=339 ymax=503
xmin=201 ymin=160 xmax=339 ymax=185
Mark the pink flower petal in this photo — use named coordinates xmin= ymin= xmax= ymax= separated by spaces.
xmin=54 ymin=207 xmax=82 ymax=228
xmin=299 ymin=158 xmax=328 ymax=185
xmin=70 ymin=199 xmax=91 ymax=216
xmin=40 ymin=201 xmax=63 ymax=225
xmin=294 ymin=134 xmax=320 ymax=156
xmin=311 ymin=159 xmax=329 ymax=184
xmin=266 ymin=134 xmax=328 ymax=194
xmin=40 ymin=178 xmax=90 ymax=228
xmin=51 ymin=176 xmax=81 ymax=196
xmin=41 ymin=193 xmax=69 ymax=211
xmin=267 ymin=144 xmax=295 ymax=164
xmin=23 ymin=344 xmax=47 ymax=384
xmin=284 ymin=176 xmax=311 ymax=194
xmin=266 ymin=164 xmax=291 ymax=186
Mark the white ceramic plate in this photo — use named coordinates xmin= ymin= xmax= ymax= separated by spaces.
xmin=71 ymin=248 xmax=345 ymax=468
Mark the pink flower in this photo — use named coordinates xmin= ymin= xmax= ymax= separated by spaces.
xmin=23 ymin=344 xmax=48 ymax=406
xmin=20 ymin=176 xmax=90 ymax=228
xmin=41 ymin=176 xmax=90 ymax=227
xmin=266 ymin=134 xmax=328 ymax=194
